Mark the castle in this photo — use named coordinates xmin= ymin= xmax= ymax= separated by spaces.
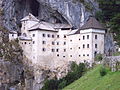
xmin=17 ymin=13 xmax=105 ymax=68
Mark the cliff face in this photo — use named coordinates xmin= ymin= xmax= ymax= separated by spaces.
xmin=1 ymin=0 xmax=98 ymax=30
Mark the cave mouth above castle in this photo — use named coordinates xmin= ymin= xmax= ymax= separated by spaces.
xmin=30 ymin=0 xmax=39 ymax=17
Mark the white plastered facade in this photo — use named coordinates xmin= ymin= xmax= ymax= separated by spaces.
xmin=19 ymin=14 xmax=105 ymax=68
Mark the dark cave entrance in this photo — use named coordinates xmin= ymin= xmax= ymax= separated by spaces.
xmin=30 ymin=0 xmax=39 ymax=16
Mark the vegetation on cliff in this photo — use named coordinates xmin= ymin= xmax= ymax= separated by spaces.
xmin=42 ymin=62 xmax=86 ymax=90
xmin=64 ymin=65 xmax=120 ymax=90
xmin=96 ymin=0 xmax=120 ymax=46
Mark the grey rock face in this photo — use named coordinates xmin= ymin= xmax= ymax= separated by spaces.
xmin=1 ymin=0 xmax=98 ymax=30
xmin=104 ymin=32 xmax=116 ymax=56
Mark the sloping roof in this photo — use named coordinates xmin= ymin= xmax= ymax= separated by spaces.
xmin=28 ymin=21 xmax=56 ymax=31
xmin=9 ymin=30 xmax=17 ymax=34
xmin=19 ymin=36 xmax=32 ymax=41
xmin=21 ymin=13 xmax=39 ymax=22
xmin=67 ymin=29 xmax=78 ymax=35
xmin=54 ymin=23 xmax=72 ymax=29
xmin=80 ymin=16 xmax=105 ymax=30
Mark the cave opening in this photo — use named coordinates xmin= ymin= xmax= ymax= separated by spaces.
xmin=30 ymin=0 xmax=39 ymax=17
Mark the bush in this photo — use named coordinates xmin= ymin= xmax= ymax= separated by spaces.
xmin=95 ymin=54 xmax=103 ymax=61
xmin=100 ymin=67 xmax=107 ymax=76
xmin=42 ymin=62 xmax=87 ymax=90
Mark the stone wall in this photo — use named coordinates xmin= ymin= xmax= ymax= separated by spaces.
xmin=103 ymin=56 xmax=120 ymax=72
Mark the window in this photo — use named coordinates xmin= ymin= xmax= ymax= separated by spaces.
xmin=56 ymin=49 xmax=59 ymax=52
xmin=57 ymin=42 xmax=59 ymax=45
xmin=63 ymin=56 xmax=65 ymax=58
xmin=83 ymin=54 xmax=85 ymax=56
xmin=23 ymin=33 xmax=27 ymax=37
xmin=57 ymin=54 xmax=59 ymax=57
xmin=12 ymin=34 xmax=14 ymax=37
xmin=95 ymin=44 xmax=97 ymax=48
xmin=47 ymin=34 xmax=50 ymax=37
xmin=43 ymin=34 xmax=45 ymax=37
xmin=64 ymin=42 xmax=66 ymax=45
xmin=52 ymin=49 xmax=55 ymax=52
xmin=57 ymin=35 xmax=59 ymax=38
xmin=70 ymin=48 xmax=72 ymax=50
xmin=52 ymin=35 xmax=54 ymax=38
xmin=87 ymin=54 xmax=89 ymax=56
xmin=79 ymin=39 xmax=80 ymax=40
xmin=87 ymin=44 xmax=89 ymax=48
xmin=33 ymin=41 xmax=35 ymax=44
xmin=83 ymin=36 xmax=85 ymax=40
xmin=64 ymin=35 xmax=66 ymax=38
xmin=42 ymin=48 xmax=46 ymax=52
xmin=52 ymin=41 xmax=55 ymax=45
xmin=64 ymin=49 xmax=66 ymax=52
xmin=83 ymin=44 xmax=85 ymax=48
xmin=33 ymin=34 xmax=35 ymax=37
xmin=42 ymin=41 xmax=46 ymax=44
xmin=87 ymin=35 xmax=89 ymax=39
xmin=95 ymin=35 xmax=97 ymax=39
xmin=24 ymin=42 xmax=27 ymax=44
xmin=79 ymin=47 xmax=80 ymax=49
xmin=70 ymin=55 xmax=72 ymax=57
xmin=79 ymin=55 xmax=81 ymax=57
xmin=70 ymin=40 xmax=72 ymax=42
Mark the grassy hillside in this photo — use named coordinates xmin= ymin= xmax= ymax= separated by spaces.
xmin=63 ymin=65 xmax=120 ymax=90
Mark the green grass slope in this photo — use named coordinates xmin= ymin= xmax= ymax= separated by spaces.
xmin=63 ymin=65 xmax=120 ymax=90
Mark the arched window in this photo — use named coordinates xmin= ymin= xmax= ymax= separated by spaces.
xmin=23 ymin=33 xmax=27 ymax=37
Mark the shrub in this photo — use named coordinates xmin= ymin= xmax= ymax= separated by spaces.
xmin=100 ymin=67 xmax=107 ymax=76
xmin=95 ymin=54 xmax=103 ymax=61
xmin=42 ymin=62 xmax=87 ymax=90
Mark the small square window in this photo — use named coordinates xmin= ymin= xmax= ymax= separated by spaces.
xmin=70 ymin=55 xmax=72 ymax=57
xmin=95 ymin=35 xmax=97 ymax=39
xmin=83 ymin=44 xmax=85 ymax=48
xmin=64 ymin=49 xmax=66 ymax=52
xmin=52 ymin=35 xmax=54 ymax=38
xmin=87 ymin=54 xmax=89 ymax=56
xmin=63 ymin=56 xmax=65 ymax=58
xmin=70 ymin=40 xmax=72 ymax=42
xmin=24 ymin=42 xmax=27 ymax=44
xmin=79 ymin=47 xmax=80 ymax=49
xmin=70 ymin=48 xmax=72 ymax=50
xmin=79 ymin=55 xmax=81 ymax=57
xmin=83 ymin=54 xmax=85 ymax=56
xmin=42 ymin=41 xmax=46 ymax=44
xmin=57 ymin=54 xmax=59 ymax=57
xmin=56 ymin=49 xmax=59 ymax=52
xmin=95 ymin=44 xmax=97 ymax=48
xmin=64 ymin=42 xmax=66 ymax=45
xmin=33 ymin=34 xmax=35 ymax=37
xmin=87 ymin=44 xmax=89 ymax=48
xmin=57 ymin=35 xmax=59 ymax=38
xmin=52 ymin=41 xmax=55 ymax=45
xmin=33 ymin=41 xmax=35 ymax=44
xmin=57 ymin=42 xmax=59 ymax=45
xmin=42 ymin=48 xmax=46 ymax=52
xmin=83 ymin=36 xmax=85 ymax=40
xmin=52 ymin=49 xmax=55 ymax=52
xmin=87 ymin=35 xmax=89 ymax=39
xmin=12 ymin=34 xmax=14 ymax=37
xmin=48 ymin=34 xmax=50 ymax=37
xmin=64 ymin=35 xmax=66 ymax=38
xmin=79 ymin=39 xmax=80 ymax=40
xmin=43 ymin=34 xmax=45 ymax=37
